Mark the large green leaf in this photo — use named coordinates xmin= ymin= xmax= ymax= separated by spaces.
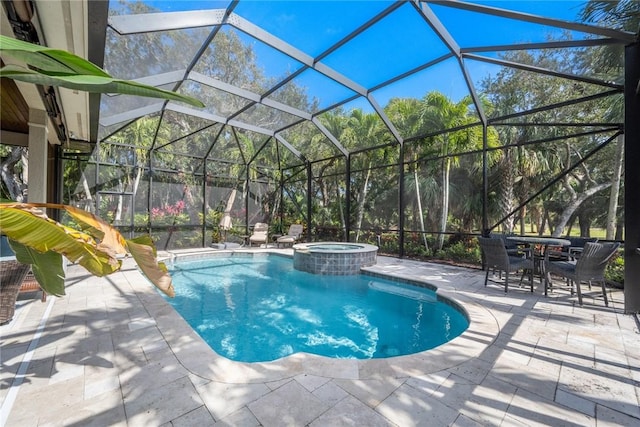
xmin=126 ymin=235 xmax=175 ymax=298
xmin=0 ymin=205 xmax=121 ymax=276
xmin=0 ymin=35 xmax=205 ymax=108
xmin=0 ymin=35 xmax=109 ymax=76
xmin=14 ymin=202 xmax=129 ymax=256
xmin=9 ymin=240 xmax=66 ymax=296
xmin=0 ymin=202 xmax=174 ymax=298
xmin=0 ymin=65 xmax=204 ymax=108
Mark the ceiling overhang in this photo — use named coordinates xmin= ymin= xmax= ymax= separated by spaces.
xmin=0 ymin=0 xmax=107 ymax=147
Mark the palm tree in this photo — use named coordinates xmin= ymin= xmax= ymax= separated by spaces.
xmin=343 ymin=109 xmax=385 ymax=242
xmin=385 ymin=98 xmax=431 ymax=250
xmin=580 ymin=1 xmax=639 ymax=74
xmin=419 ymin=92 xmax=475 ymax=250
xmin=319 ymin=111 xmax=349 ymax=235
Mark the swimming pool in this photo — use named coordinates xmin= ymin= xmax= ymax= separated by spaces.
xmin=165 ymin=253 xmax=469 ymax=362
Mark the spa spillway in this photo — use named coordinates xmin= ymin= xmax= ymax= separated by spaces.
xmin=292 ymin=242 xmax=378 ymax=275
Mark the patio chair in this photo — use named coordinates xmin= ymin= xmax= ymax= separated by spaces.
xmin=248 ymin=222 xmax=269 ymax=247
xmin=478 ymin=236 xmax=534 ymax=293
xmin=0 ymin=258 xmax=31 ymax=325
xmin=490 ymin=232 xmax=524 ymax=256
xmin=276 ymin=224 xmax=304 ymax=248
xmin=545 ymin=241 xmax=620 ymax=306
xmin=546 ymin=236 xmax=598 ymax=262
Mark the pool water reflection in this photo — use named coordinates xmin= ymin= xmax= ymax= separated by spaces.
xmin=165 ymin=254 xmax=469 ymax=362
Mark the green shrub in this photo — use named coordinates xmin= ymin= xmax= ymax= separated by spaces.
xmin=605 ymin=250 xmax=624 ymax=286
xmin=438 ymin=240 xmax=481 ymax=264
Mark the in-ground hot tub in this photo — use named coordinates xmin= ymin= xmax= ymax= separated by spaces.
xmin=292 ymin=242 xmax=378 ymax=275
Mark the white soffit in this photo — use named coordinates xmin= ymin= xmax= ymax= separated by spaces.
xmin=33 ymin=0 xmax=90 ymax=142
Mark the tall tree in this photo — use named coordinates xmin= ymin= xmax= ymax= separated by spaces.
xmin=385 ymin=97 xmax=431 ymax=250
xmin=342 ymin=109 xmax=384 ymax=242
xmin=579 ymin=0 xmax=638 ymax=239
xmin=481 ymin=42 xmax=618 ymax=237
xmin=419 ymin=92 xmax=475 ymax=250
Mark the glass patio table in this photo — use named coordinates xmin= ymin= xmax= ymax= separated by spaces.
xmin=506 ymin=236 xmax=571 ymax=295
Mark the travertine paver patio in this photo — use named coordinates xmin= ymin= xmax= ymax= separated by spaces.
xmin=1 ymin=249 xmax=638 ymax=426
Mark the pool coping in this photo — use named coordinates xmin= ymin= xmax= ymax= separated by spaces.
xmin=148 ymin=248 xmax=499 ymax=384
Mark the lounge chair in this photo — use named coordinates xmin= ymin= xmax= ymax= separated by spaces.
xmin=545 ymin=241 xmax=620 ymax=306
xmin=478 ymin=236 xmax=534 ymax=293
xmin=249 ymin=223 xmax=269 ymax=247
xmin=276 ymin=224 xmax=304 ymax=248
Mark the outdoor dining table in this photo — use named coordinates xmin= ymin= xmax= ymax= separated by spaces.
xmin=506 ymin=236 xmax=571 ymax=295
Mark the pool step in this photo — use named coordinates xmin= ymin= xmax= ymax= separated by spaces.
xmin=368 ymin=281 xmax=437 ymax=303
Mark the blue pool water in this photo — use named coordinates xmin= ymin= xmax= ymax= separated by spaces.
xmin=305 ymin=243 xmax=363 ymax=250
xmin=165 ymin=255 xmax=469 ymax=362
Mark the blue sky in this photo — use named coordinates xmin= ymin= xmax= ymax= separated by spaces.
xmin=120 ymin=1 xmax=590 ymax=109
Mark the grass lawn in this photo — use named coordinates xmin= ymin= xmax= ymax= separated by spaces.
xmin=512 ymin=226 xmax=609 ymax=239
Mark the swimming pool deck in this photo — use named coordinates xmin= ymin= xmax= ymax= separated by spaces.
xmin=1 ymin=248 xmax=638 ymax=426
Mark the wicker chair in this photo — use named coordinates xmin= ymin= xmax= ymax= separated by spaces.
xmin=545 ymin=241 xmax=620 ymax=306
xmin=0 ymin=258 xmax=31 ymax=324
xmin=546 ymin=236 xmax=598 ymax=262
xmin=478 ymin=237 xmax=534 ymax=293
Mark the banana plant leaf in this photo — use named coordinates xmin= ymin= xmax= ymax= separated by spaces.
xmin=0 ymin=204 xmax=121 ymax=276
xmin=11 ymin=202 xmax=129 ymax=257
xmin=0 ymin=35 xmax=204 ymax=108
xmin=127 ymin=235 xmax=175 ymax=298
xmin=0 ymin=202 xmax=174 ymax=297
xmin=0 ymin=35 xmax=110 ymax=75
xmin=9 ymin=240 xmax=65 ymax=296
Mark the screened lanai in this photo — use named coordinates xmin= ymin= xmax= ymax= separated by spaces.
xmin=1 ymin=0 xmax=639 ymax=312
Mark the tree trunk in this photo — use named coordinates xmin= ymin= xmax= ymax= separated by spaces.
xmin=519 ymin=205 xmax=526 ymax=236
xmin=615 ymin=216 xmax=624 ymax=240
xmin=539 ymin=210 xmax=549 ymax=236
xmin=578 ymin=212 xmax=591 ymax=237
xmin=354 ymin=161 xmax=372 ymax=242
xmin=498 ymin=147 xmax=515 ymax=233
xmin=565 ymin=215 xmax=575 ymax=237
xmin=1 ymin=147 xmax=27 ymax=201
xmin=80 ymin=171 xmax=94 ymax=212
xmin=132 ymin=166 xmax=143 ymax=198
xmin=437 ymin=157 xmax=451 ymax=250
xmin=319 ymin=178 xmax=330 ymax=207
xmin=606 ymin=134 xmax=624 ymax=240
xmin=335 ymin=176 xmax=346 ymax=239
xmin=182 ymin=182 xmax=200 ymax=224
xmin=551 ymin=183 xmax=611 ymax=237
xmin=115 ymin=179 xmax=124 ymax=222
xmin=414 ymin=163 xmax=429 ymax=251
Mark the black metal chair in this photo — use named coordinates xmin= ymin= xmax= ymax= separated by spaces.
xmin=545 ymin=241 xmax=620 ymax=306
xmin=478 ymin=237 xmax=534 ymax=293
